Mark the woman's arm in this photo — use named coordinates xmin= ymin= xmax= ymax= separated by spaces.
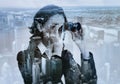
xmin=71 ymin=27 xmax=97 ymax=84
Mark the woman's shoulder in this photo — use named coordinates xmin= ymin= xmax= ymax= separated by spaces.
xmin=17 ymin=50 xmax=27 ymax=62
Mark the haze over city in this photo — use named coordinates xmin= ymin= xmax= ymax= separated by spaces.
xmin=0 ymin=0 xmax=120 ymax=8
xmin=0 ymin=1 xmax=120 ymax=84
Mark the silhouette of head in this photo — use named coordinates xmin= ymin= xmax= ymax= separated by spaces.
xmin=29 ymin=5 xmax=67 ymax=36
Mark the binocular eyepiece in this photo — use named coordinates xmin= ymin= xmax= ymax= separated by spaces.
xmin=65 ymin=22 xmax=82 ymax=32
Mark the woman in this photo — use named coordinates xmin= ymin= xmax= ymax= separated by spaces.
xmin=17 ymin=5 xmax=97 ymax=84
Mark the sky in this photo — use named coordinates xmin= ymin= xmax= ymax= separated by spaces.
xmin=0 ymin=0 xmax=120 ymax=8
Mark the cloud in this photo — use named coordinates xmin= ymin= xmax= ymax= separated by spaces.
xmin=79 ymin=0 xmax=104 ymax=6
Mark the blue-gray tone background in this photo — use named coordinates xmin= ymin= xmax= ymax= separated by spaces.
xmin=0 ymin=6 xmax=120 ymax=84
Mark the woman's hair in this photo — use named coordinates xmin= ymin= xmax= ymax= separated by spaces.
xmin=29 ymin=5 xmax=67 ymax=35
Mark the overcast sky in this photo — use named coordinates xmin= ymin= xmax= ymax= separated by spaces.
xmin=0 ymin=0 xmax=120 ymax=8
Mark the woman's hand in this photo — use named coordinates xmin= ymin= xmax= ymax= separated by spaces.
xmin=72 ymin=30 xmax=90 ymax=60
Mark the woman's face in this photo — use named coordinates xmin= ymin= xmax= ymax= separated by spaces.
xmin=41 ymin=14 xmax=65 ymax=46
